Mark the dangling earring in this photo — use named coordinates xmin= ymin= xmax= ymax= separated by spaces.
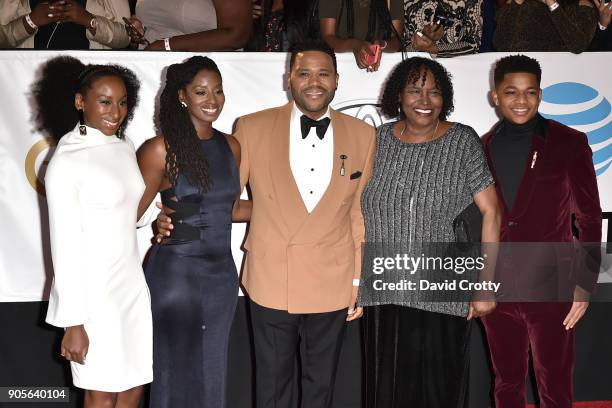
xmin=180 ymin=101 xmax=187 ymax=108
xmin=78 ymin=109 xmax=87 ymax=135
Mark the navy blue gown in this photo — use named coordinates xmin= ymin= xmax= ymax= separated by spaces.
xmin=145 ymin=130 xmax=240 ymax=408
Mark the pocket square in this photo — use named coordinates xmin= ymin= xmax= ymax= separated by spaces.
xmin=350 ymin=171 xmax=362 ymax=180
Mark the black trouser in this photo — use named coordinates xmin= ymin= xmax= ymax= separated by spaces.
xmin=249 ymin=300 xmax=347 ymax=408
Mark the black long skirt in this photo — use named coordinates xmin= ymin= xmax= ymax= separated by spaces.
xmin=362 ymin=305 xmax=472 ymax=408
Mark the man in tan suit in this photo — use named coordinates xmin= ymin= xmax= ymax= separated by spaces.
xmin=157 ymin=41 xmax=375 ymax=407
xmin=237 ymin=41 xmax=375 ymax=408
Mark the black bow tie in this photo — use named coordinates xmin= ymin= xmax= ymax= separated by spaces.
xmin=300 ymin=115 xmax=330 ymax=140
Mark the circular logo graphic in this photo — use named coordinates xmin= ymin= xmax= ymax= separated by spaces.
xmin=540 ymin=82 xmax=611 ymax=176
xmin=24 ymin=138 xmax=56 ymax=196
xmin=333 ymin=99 xmax=387 ymax=128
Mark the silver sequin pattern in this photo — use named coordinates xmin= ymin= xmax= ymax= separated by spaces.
xmin=358 ymin=122 xmax=494 ymax=316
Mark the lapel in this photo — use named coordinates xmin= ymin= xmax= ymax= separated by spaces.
xmin=509 ymin=122 xmax=547 ymax=219
xmin=485 ymin=118 xmax=548 ymax=219
xmin=267 ymin=104 xmax=353 ymax=243
xmin=268 ymin=102 xmax=309 ymax=238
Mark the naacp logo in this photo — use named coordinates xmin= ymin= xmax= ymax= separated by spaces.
xmin=333 ymin=99 xmax=386 ymax=128
xmin=24 ymin=138 xmax=56 ymax=196
xmin=540 ymin=82 xmax=611 ymax=176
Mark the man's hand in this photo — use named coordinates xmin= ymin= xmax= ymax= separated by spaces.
xmin=61 ymin=325 xmax=89 ymax=365
xmin=155 ymin=202 xmax=173 ymax=243
xmin=346 ymin=285 xmax=363 ymax=321
xmin=563 ymin=286 xmax=590 ymax=330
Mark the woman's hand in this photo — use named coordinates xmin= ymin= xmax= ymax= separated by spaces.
xmin=126 ymin=16 xmax=148 ymax=46
xmin=592 ymin=0 xmax=612 ymax=28
xmin=422 ymin=23 xmax=443 ymax=42
xmin=61 ymin=325 xmax=89 ymax=365
xmin=47 ymin=0 xmax=94 ymax=28
xmin=411 ymin=31 xmax=437 ymax=54
xmin=252 ymin=0 xmax=263 ymax=19
xmin=145 ymin=40 xmax=166 ymax=50
xmin=29 ymin=2 xmax=63 ymax=27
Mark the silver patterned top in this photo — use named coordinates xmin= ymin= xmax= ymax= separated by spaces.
xmin=358 ymin=121 xmax=494 ymax=316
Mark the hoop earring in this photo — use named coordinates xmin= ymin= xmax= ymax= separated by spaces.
xmin=78 ymin=109 xmax=87 ymax=135
xmin=180 ymin=101 xmax=187 ymax=108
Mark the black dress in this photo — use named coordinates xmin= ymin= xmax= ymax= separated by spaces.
xmin=145 ymin=130 xmax=240 ymax=408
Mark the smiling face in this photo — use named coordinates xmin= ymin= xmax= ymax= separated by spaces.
xmin=75 ymin=75 xmax=128 ymax=136
xmin=179 ymin=69 xmax=224 ymax=127
xmin=493 ymin=72 xmax=542 ymax=125
xmin=289 ymin=51 xmax=338 ymax=119
xmin=400 ymin=69 xmax=444 ymax=129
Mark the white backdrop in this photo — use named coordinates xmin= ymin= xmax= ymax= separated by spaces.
xmin=0 ymin=51 xmax=610 ymax=301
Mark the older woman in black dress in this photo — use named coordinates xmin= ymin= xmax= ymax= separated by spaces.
xmin=358 ymin=57 xmax=500 ymax=408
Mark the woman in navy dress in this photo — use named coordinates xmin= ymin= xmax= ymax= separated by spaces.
xmin=136 ymin=56 xmax=250 ymax=408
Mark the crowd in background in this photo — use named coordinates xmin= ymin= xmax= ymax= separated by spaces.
xmin=1 ymin=0 xmax=610 ymax=62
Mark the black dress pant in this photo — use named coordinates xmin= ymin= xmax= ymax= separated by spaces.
xmin=250 ymin=300 xmax=348 ymax=408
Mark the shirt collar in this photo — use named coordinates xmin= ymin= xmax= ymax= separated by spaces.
xmin=291 ymin=101 xmax=331 ymax=124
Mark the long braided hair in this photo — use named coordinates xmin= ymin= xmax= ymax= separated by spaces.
xmin=32 ymin=56 xmax=140 ymax=141
xmin=159 ymin=56 xmax=222 ymax=192
xmin=340 ymin=0 xmax=396 ymax=43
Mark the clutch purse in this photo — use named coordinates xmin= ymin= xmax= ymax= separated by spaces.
xmin=453 ymin=202 xmax=482 ymax=243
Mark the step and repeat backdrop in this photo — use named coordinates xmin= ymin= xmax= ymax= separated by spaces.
xmin=1 ymin=51 xmax=610 ymax=302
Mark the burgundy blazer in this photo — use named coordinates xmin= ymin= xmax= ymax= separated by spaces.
xmin=482 ymin=117 xmax=602 ymax=244
xmin=482 ymin=117 xmax=602 ymax=296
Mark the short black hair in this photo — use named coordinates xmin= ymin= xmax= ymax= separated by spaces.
xmin=380 ymin=57 xmax=454 ymax=121
xmin=493 ymin=55 xmax=542 ymax=87
xmin=32 ymin=56 xmax=140 ymax=141
xmin=289 ymin=40 xmax=337 ymax=73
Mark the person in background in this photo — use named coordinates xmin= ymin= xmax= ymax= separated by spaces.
xmin=130 ymin=0 xmax=251 ymax=51
xmin=246 ymin=0 xmax=318 ymax=52
xmin=0 ymin=0 xmax=131 ymax=49
xmin=589 ymin=0 xmax=611 ymax=50
xmin=403 ymin=0 xmax=484 ymax=57
xmin=494 ymin=0 xmax=598 ymax=53
xmin=320 ymin=0 xmax=404 ymax=72
xmin=480 ymin=0 xmax=498 ymax=52
xmin=35 ymin=56 xmax=151 ymax=408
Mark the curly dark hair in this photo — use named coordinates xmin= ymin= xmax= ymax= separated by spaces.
xmin=380 ymin=57 xmax=454 ymax=121
xmin=493 ymin=54 xmax=542 ymax=87
xmin=160 ymin=56 xmax=222 ymax=192
xmin=32 ymin=56 xmax=140 ymax=142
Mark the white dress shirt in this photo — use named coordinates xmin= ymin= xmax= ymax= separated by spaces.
xmin=289 ymin=103 xmax=333 ymax=213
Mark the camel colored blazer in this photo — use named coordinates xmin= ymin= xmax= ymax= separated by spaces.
xmin=235 ymin=102 xmax=376 ymax=313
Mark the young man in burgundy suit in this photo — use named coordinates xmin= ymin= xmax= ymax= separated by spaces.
xmin=480 ymin=55 xmax=602 ymax=408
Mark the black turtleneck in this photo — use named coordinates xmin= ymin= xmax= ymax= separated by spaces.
xmin=489 ymin=115 xmax=539 ymax=211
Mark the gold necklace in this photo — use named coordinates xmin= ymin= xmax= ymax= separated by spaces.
xmin=400 ymin=120 xmax=440 ymax=142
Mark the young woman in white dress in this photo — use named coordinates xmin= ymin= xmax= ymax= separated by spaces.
xmin=34 ymin=56 xmax=152 ymax=408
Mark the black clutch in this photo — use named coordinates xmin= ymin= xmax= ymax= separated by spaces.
xmin=453 ymin=202 xmax=482 ymax=243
